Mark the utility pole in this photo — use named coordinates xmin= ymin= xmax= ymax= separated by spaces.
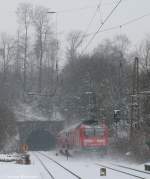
xmin=118 ymin=54 xmax=124 ymax=112
xmin=130 ymin=57 xmax=140 ymax=139
xmin=47 ymin=11 xmax=58 ymax=120
xmin=114 ymin=54 xmax=123 ymax=139
xmin=85 ymin=72 xmax=98 ymax=121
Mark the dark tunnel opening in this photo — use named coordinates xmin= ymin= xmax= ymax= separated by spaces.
xmin=26 ymin=130 xmax=56 ymax=151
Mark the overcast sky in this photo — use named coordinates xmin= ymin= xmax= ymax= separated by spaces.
xmin=0 ymin=0 xmax=150 ymax=53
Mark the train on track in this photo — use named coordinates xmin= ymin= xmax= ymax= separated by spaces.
xmin=57 ymin=119 xmax=109 ymax=154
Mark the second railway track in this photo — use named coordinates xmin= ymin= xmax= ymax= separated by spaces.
xmin=111 ymin=163 xmax=150 ymax=175
xmin=96 ymin=162 xmax=150 ymax=179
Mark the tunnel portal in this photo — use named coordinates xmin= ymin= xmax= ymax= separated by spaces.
xmin=26 ymin=130 xmax=56 ymax=151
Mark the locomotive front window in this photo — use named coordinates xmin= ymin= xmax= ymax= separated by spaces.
xmin=84 ymin=128 xmax=94 ymax=137
xmin=84 ymin=127 xmax=105 ymax=137
xmin=95 ymin=128 xmax=104 ymax=137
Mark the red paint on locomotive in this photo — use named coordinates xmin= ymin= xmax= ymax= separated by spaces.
xmin=57 ymin=120 xmax=109 ymax=152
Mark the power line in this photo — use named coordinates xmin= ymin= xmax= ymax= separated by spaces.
xmin=49 ymin=2 xmax=115 ymax=14
xmin=85 ymin=1 xmax=103 ymax=33
xmin=84 ymin=6 xmax=100 ymax=33
xmin=81 ymin=0 xmax=123 ymax=54
xmin=57 ymin=6 xmax=96 ymax=13
xmin=120 ymin=12 xmax=150 ymax=27
xmin=84 ymin=12 xmax=150 ymax=36
xmin=98 ymin=0 xmax=104 ymax=24
xmin=111 ymin=0 xmax=117 ymax=6
xmin=76 ymin=1 xmax=103 ymax=47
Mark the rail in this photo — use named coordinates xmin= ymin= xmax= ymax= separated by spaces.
xmin=96 ymin=163 xmax=146 ymax=179
xmin=111 ymin=163 xmax=150 ymax=175
xmin=33 ymin=152 xmax=55 ymax=179
xmin=38 ymin=151 xmax=83 ymax=179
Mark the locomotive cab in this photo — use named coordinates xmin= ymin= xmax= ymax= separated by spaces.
xmin=80 ymin=123 xmax=108 ymax=152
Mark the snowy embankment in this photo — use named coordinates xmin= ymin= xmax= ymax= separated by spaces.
xmin=0 ymin=153 xmax=41 ymax=179
xmin=0 ymin=153 xmax=19 ymax=162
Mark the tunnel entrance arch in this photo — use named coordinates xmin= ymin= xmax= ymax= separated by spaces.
xmin=17 ymin=120 xmax=64 ymax=151
xmin=26 ymin=130 xmax=56 ymax=151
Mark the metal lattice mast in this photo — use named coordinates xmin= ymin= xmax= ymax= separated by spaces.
xmin=130 ymin=57 xmax=140 ymax=139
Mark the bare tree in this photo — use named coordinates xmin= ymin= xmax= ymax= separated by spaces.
xmin=13 ymin=31 xmax=22 ymax=78
xmin=113 ymin=34 xmax=130 ymax=55
xmin=16 ymin=3 xmax=33 ymax=92
xmin=138 ymin=37 xmax=150 ymax=73
xmin=66 ymin=31 xmax=83 ymax=61
xmin=0 ymin=104 xmax=17 ymax=152
xmin=0 ymin=33 xmax=14 ymax=84
xmin=32 ymin=5 xmax=51 ymax=93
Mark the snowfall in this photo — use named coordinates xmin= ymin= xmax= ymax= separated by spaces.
xmin=0 ymin=151 xmax=149 ymax=179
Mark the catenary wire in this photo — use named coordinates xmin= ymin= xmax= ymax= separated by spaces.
xmin=76 ymin=0 xmax=103 ymax=47
xmin=81 ymin=0 xmax=123 ymax=54
xmin=51 ymin=2 xmax=116 ymax=14
xmin=84 ymin=12 xmax=150 ymax=37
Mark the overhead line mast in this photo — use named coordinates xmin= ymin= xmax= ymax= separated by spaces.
xmin=130 ymin=57 xmax=140 ymax=139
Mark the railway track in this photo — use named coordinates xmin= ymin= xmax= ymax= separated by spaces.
xmin=96 ymin=162 xmax=150 ymax=179
xmin=33 ymin=151 xmax=149 ymax=179
xmin=111 ymin=163 xmax=150 ymax=175
xmin=33 ymin=152 xmax=55 ymax=179
xmin=34 ymin=152 xmax=83 ymax=179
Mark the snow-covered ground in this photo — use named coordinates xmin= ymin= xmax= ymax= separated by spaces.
xmin=0 ymin=162 xmax=41 ymax=179
xmin=0 ymin=151 xmax=149 ymax=179
xmin=36 ymin=151 xmax=150 ymax=179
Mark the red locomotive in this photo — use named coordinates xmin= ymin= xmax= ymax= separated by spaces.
xmin=57 ymin=119 xmax=109 ymax=154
